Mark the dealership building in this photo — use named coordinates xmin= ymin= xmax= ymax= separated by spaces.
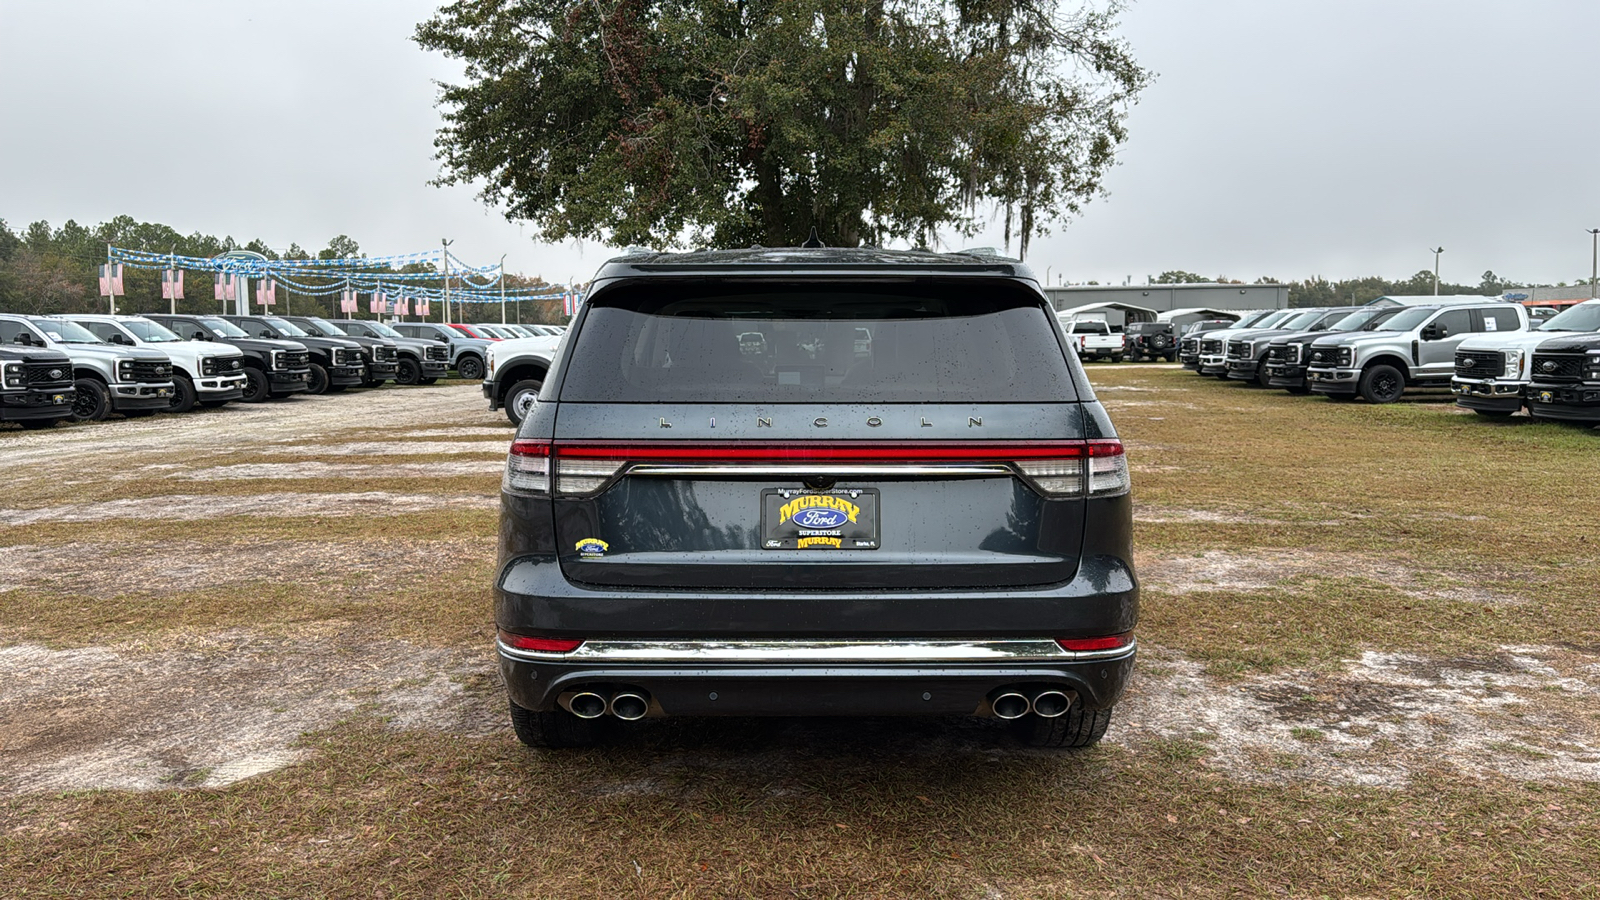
xmin=1042 ymin=283 xmax=1290 ymax=314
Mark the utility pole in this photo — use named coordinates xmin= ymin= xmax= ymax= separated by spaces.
xmin=1429 ymin=247 xmax=1445 ymax=296
xmin=499 ymin=254 xmax=507 ymax=324
xmin=1588 ymin=229 xmax=1599 ymax=299
xmin=441 ymin=238 xmax=454 ymax=324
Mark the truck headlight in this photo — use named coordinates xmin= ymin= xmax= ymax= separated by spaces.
xmin=2 ymin=362 xmax=22 ymax=388
xmin=486 ymin=350 xmax=496 ymax=379
xmin=1587 ymin=354 xmax=1600 ymax=380
xmin=270 ymin=350 xmax=285 ymax=371
xmin=1504 ymin=350 xmax=1523 ymax=379
xmin=116 ymin=358 xmax=134 ymax=381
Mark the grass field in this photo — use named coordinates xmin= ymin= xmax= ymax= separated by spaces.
xmin=2 ymin=373 xmax=1598 ymax=898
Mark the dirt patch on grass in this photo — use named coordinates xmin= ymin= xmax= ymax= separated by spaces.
xmin=1140 ymin=549 xmax=1518 ymax=605
xmin=0 ymin=632 xmax=498 ymax=796
xmin=0 ymin=538 xmax=491 ymax=599
xmin=1116 ymin=645 xmax=1600 ymax=786
xmin=0 ymin=492 xmax=495 ymax=526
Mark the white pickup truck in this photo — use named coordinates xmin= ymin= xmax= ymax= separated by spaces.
xmin=1061 ymin=317 xmax=1126 ymax=362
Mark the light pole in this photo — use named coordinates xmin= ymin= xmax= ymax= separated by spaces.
xmin=1429 ymin=247 xmax=1444 ymax=295
xmin=1587 ymin=229 xmax=1599 ymax=299
xmin=440 ymin=238 xmax=454 ymax=324
xmin=499 ymin=254 xmax=507 ymax=324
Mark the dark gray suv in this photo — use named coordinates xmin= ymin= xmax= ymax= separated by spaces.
xmin=496 ymin=248 xmax=1137 ymax=749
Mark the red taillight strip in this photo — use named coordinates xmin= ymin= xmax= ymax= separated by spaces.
xmin=548 ymin=440 xmax=1122 ymax=463
xmin=497 ymin=630 xmax=583 ymax=653
xmin=510 ymin=439 xmax=551 ymax=457
xmin=1055 ymin=634 xmax=1133 ymax=652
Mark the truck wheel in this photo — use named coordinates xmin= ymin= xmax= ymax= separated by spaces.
xmin=456 ymin=354 xmax=486 ymax=380
xmin=70 ymin=378 xmax=110 ymax=422
xmin=1255 ymin=364 xmax=1273 ymax=388
xmin=505 ymin=378 xmax=544 ymax=426
xmin=510 ymin=701 xmax=603 ymax=749
xmin=168 ymin=375 xmax=198 ymax=413
xmin=1014 ymin=704 xmax=1114 ymax=749
xmin=239 ymin=367 xmax=270 ymax=403
xmin=306 ymin=363 xmax=330 ymax=395
xmin=1358 ymin=364 xmax=1406 ymax=403
xmin=394 ymin=357 xmax=422 ymax=385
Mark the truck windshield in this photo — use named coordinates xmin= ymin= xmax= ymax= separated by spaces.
xmin=1538 ymin=302 xmax=1600 ymax=332
xmin=265 ymin=318 xmax=310 ymax=337
xmin=301 ymin=317 xmax=348 ymax=336
xmin=361 ymin=321 xmax=404 ymax=338
xmin=1279 ymin=310 xmax=1326 ymax=330
xmin=37 ymin=320 xmax=105 ymax=344
xmin=1327 ymin=308 xmax=1389 ymax=331
xmin=198 ymin=317 xmax=250 ymax=338
xmin=1373 ymin=308 xmax=1438 ymax=332
xmin=1227 ymin=312 xmax=1272 ymax=330
xmin=122 ymin=319 xmax=183 ymax=342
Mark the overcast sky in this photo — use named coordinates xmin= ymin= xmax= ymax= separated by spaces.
xmin=3 ymin=1 xmax=1597 ymax=288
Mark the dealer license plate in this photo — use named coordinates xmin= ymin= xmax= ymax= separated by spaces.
xmin=51 ymin=394 xmax=67 ymax=405
xmin=1538 ymin=391 xmax=1554 ymax=403
xmin=761 ymin=488 xmax=880 ymax=550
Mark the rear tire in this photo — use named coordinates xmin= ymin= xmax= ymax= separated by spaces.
xmin=168 ymin=375 xmax=197 ymax=413
xmin=509 ymin=701 xmax=603 ymax=749
xmin=70 ymin=378 xmax=110 ymax=422
xmin=239 ymin=367 xmax=270 ymax=403
xmin=1358 ymin=364 xmax=1406 ymax=404
xmin=1014 ymin=704 xmax=1114 ymax=749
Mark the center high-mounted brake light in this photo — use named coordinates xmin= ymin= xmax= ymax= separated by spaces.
xmin=505 ymin=440 xmax=1130 ymax=499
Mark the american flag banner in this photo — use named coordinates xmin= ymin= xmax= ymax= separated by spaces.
xmin=415 ymin=298 xmax=430 ymax=316
xmin=256 ymin=279 xmax=276 ymax=307
xmin=162 ymin=269 xmax=184 ymax=300
xmin=368 ymin=293 xmax=383 ymax=314
xmin=224 ymin=274 xmax=237 ymax=302
xmin=394 ymin=295 xmax=410 ymax=316
xmin=214 ymin=273 xmax=226 ymax=301
xmin=98 ymin=263 xmax=125 ymax=297
xmin=338 ymin=290 xmax=357 ymax=314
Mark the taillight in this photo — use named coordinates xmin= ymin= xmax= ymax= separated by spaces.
xmin=503 ymin=439 xmax=551 ymax=494
xmin=507 ymin=440 xmax=1132 ymax=500
xmin=498 ymin=630 xmax=582 ymax=653
xmin=1056 ymin=634 xmax=1133 ymax=652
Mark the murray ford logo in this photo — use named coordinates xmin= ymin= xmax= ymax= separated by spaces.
xmin=779 ymin=494 xmax=860 ymax=527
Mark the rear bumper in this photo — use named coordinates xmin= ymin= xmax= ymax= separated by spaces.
xmin=499 ymin=640 xmax=1137 ymax=716
xmin=0 ymin=388 xmax=74 ymax=420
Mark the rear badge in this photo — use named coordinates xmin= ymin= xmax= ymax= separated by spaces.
xmin=761 ymin=488 xmax=881 ymax=550
xmin=575 ymin=538 xmax=609 ymax=559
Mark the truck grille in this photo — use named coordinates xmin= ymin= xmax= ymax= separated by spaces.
xmin=283 ymin=351 xmax=311 ymax=370
xmin=1200 ymin=338 xmax=1224 ymax=355
xmin=1265 ymin=345 xmax=1286 ymax=363
xmin=129 ymin=360 xmax=173 ymax=383
xmin=1454 ymin=350 xmax=1502 ymax=380
xmin=1531 ymin=353 xmax=1584 ymax=382
xmin=336 ymin=348 xmax=361 ymax=366
xmin=23 ymin=363 xmax=71 ymax=387
xmin=425 ymin=345 xmax=449 ymax=362
xmin=201 ymin=357 xmax=244 ymax=376
xmin=1306 ymin=347 xmax=1348 ymax=367
xmin=1226 ymin=340 xmax=1249 ymax=359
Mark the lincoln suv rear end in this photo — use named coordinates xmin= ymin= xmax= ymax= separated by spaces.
xmin=496 ymin=248 xmax=1137 ymax=750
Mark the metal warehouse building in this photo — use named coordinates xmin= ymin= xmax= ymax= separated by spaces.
xmin=1042 ymin=283 xmax=1289 ymax=314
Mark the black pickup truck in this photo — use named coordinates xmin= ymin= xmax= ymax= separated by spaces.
xmin=0 ymin=345 xmax=75 ymax=428
xmin=146 ymin=314 xmax=313 ymax=403
xmin=223 ymin=315 xmax=365 ymax=394
xmin=1525 ymin=335 xmax=1600 ymax=424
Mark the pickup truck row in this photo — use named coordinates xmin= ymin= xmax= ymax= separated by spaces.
xmin=1177 ymin=296 xmax=1600 ymax=425
xmin=0 ymin=312 xmax=558 ymax=429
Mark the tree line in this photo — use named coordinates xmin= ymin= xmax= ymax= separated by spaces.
xmin=1140 ymin=269 xmax=1574 ymax=307
xmin=0 ymin=216 xmax=564 ymax=323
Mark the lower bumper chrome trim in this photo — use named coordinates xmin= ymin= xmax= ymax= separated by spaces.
xmin=496 ymin=637 xmax=1136 ymax=664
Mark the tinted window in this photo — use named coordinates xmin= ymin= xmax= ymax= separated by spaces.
xmin=1433 ymin=309 xmax=1473 ymax=336
xmin=560 ymin=285 xmax=1077 ymax=403
xmin=1482 ymin=307 xmax=1521 ymax=333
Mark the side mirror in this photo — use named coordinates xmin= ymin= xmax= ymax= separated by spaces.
xmin=13 ymin=333 xmax=32 ymax=346
xmin=1420 ymin=324 xmax=1440 ymax=340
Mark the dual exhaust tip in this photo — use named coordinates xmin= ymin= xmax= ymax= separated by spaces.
xmin=567 ymin=689 xmax=649 ymax=721
xmin=991 ymin=688 xmax=1072 ymax=720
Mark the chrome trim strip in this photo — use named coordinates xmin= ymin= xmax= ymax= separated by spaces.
xmin=623 ymin=463 xmax=1013 ymax=478
xmin=497 ymin=637 xmax=1136 ymax=664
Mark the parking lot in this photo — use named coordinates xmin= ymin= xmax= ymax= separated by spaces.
xmin=3 ymin=375 xmax=1599 ymax=897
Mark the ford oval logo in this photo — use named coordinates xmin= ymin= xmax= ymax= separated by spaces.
xmin=792 ymin=508 xmax=850 ymax=529
xmin=1542 ymin=360 xmax=1557 ymax=372
xmin=48 ymin=368 xmax=63 ymax=380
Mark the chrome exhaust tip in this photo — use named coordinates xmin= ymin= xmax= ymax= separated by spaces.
xmin=991 ymin=691 xmax=1030 ymax=720
xmin=609 ymin=692 xmax=649 ymax=721
xmin=568 ymin=691 xmax=608 ymax=719
xmin=1030 ymin=690 xmax=1071 ymax=719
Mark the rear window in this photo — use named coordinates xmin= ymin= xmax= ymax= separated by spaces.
xmin=558 ymin=283 xmax=1078 ymax=402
